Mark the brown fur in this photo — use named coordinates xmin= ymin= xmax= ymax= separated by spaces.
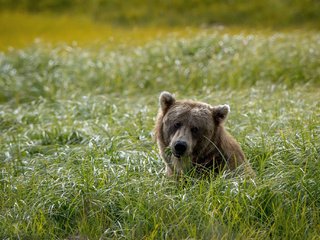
xmin=154 ymin=91 xmax=254 ymax=177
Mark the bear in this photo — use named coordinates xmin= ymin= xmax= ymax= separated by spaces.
xmin=154 ymin=91 xmax=254 ymax=177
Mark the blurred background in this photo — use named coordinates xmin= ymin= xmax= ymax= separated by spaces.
xmin=1 ymin=0 xmax=320 ymax=27
xmin=1 ymin=0 xmax=319 ymax=50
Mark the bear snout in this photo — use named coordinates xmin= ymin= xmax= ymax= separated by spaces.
xmin=173 ymin=140 xmax=188 ymax=157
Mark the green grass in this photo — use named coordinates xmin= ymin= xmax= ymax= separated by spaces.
xmin=0 ymin=31 xmax=320 ymax=239
xmin=1 ymin=31 xmax=319 ymax=102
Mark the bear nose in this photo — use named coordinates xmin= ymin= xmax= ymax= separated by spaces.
xmin=174 ymin=141 xmax=187 ymax=156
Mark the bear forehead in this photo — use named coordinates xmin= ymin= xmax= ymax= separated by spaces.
xmin=165 ymin=101 xmax=213 ymax=122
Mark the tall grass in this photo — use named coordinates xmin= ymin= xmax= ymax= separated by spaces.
xmin=0 ymin=31 xmax=320 ymax=239
xmin=1 ymin=86 xmax=319 ymax=239
xmin=1 ymin=31 xmax=319 ymax=103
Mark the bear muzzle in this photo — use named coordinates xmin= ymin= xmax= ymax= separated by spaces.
xmin=173 ymin=140 xmax=188 ymax=158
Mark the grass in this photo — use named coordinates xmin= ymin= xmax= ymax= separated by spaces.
xmin=1 ymin=30 xmax=319 ymax=102
xmin=1 ymin=85 xmax=319 ymax=239
xmin=1 ymin=21 xmax=320 ymax=239
xmin=0 ymin=12 xmax=201 ymax=51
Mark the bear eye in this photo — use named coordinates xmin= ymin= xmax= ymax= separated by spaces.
xmin=191 ymin=126 xmax=199 ymax=134
xmin=174 ymin=122 xmax=182 ymax=129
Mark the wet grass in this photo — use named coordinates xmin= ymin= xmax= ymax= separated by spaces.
xmin=1 ymin=31 xmax=319 ymax=102
xmin=0 ymin=31 xmax=320 ymax=239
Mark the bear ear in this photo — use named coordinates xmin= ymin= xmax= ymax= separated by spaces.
xmin=211 ymin=104 xmax=230 ymax=124
xmin=159 ymin=91 xmax=176 ymax=112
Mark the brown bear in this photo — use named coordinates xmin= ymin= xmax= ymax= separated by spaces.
xmin=154 ymin=91 xmax=254 ymax=177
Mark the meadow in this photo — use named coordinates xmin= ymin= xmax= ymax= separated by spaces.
xmin=1 ymin=5 xmax=320 ymax=239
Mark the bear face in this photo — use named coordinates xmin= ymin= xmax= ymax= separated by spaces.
xmin=162 ymin=100 xmax=228 ymax=159
xmin=155 ymin=91 xmax=253 ymax=177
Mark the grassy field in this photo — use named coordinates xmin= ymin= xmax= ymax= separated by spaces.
xmin=1 ymin=8 xmax=320 ymax=239
xmin=1 ymin=28 xmax=320 ymax=239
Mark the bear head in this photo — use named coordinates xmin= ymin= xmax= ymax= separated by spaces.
xmin=155 ymin=91 xmax=231 ymax=175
